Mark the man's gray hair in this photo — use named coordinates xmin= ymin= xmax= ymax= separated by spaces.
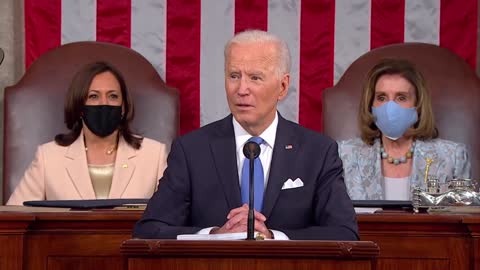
xmin=224 ymin=30 xmax=291 ymax=77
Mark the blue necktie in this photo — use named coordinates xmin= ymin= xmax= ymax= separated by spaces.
xmin=241 ymin=137 xmax=265 ymax=212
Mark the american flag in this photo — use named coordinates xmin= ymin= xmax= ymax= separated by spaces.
xmin=25 ymin=0 xmax=477 ymax=135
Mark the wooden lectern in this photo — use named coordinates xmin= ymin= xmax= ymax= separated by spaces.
xmin=121 ymin=239 xmax=379 ymax=270
xmin=2 ymin=210 xmax=477 ymax=270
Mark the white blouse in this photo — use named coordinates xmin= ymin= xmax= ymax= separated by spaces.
xmin=384 ymin=176 xmax=410 ymax=200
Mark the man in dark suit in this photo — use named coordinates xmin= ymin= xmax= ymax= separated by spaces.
xmin=134 ymin=30 xmax=358 ymax=240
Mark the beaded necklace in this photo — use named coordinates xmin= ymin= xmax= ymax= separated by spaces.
xmin=380 ymin=141 xmax=416 ymax=165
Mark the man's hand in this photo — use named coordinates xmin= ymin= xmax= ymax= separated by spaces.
xmin=210 ymin=204 xmax=273 ymax=239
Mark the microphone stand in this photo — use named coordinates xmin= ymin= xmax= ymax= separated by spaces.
xmin=243 ymin=141 xmax=260 ymax=241
xmin=247 ymin=154 xmax=255 ymax=240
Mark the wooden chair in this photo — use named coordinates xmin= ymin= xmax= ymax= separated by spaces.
xmin=3 ymin=42 xmax=179 ymax=203
xmin=0 ymin=47 xmax=4 ymax=65
xmin=323 ymin=42 xmax=480 ymax=177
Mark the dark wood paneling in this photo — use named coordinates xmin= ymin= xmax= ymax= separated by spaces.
xmin=121 ymin=239 xmax=379 ymax=258
xmin=122 ymin=239 xmax=379 ymax=270
xmin=376 ymin=258 xmax=449 ymax=270
xmin=358 ymin=213 xmax=479 ymax=270
xmin=47 ymin=257 xmax=124 ymax=270
xmin=128 ymin=258 xmax=372 ymax=270
xmin=0 ymin=210 xmax=479 ymax=270
xmin=0 ymin=213 xmax=32 ymax=270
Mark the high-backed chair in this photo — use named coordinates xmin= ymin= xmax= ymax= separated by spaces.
xmin=3 ymin=42 xmax=179 ymax=203
xmin=323 ymin=42 xmax=480 ymax=178
xmin=0 ymin=47 xmax=4 ymax=65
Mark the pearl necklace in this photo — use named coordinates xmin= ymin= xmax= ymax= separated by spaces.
xmin=380 ymin=141 xmax=416 ymax=165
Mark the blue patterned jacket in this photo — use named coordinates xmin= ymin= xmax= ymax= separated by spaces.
xmin=338 ymin=138 xmax=471 ymax=200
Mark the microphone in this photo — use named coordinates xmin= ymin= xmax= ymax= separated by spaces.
xmin=243 ymin=141 xmax=261 ymax=240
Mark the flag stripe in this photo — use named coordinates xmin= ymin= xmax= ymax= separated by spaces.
xmin=199 ymin=0 xmax=234 ymax=126
xmin=440 ymin=0 xmax=477 ymax=69
xmin=268 ymin=0 xmax=301 ymax=123
xmin=131 ymin=0 xmax=166 ymax=79
xmin=333 ymin=0 xmax=371 ymax=84
xmin=61 ymin=0 xmax=96 ymax=44
xmin=97 ymin=0 xmax=131 ymax=47
xmin=166 ymin=0 xmax=201 ymax=134
xmin=235 ymin=0 xmax=268 ymax=33
xmin=299 ymin=0 xmax=335 ymax=131
xmin=404 ymin=0 xmax=440 ymax=44
xmin=371 ymin=0 xmax=405 ymax=49
xmin=24 ymin=0 xmax=479 ymax=134
xmin=25 ymin=0 xmax=61 ymax=68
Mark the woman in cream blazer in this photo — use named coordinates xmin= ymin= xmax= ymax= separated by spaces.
xmin=7 ymin=61 xmax=167 ymax=205
xmin=7 ymin=133 xmax=166 ymax=205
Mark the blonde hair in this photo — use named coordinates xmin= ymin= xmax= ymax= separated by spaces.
xmin=224 ymin=29 xmax=291 ymax=77
xmin=359 ymin=58 xmax=438 ymax=145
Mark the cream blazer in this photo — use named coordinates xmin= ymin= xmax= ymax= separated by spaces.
xmin=7 ymin=134 xmax=167 ymax=205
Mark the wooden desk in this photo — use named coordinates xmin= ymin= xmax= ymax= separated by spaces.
xmin=0 ymin=209 xmax=479 ymax=270
xmin=0 ymin=210 xmax=142 ymax=270
xmin=358 ymin=212 xmax=480 ymax=270
xmin=121 ymin=239 xmax=379 ymax=270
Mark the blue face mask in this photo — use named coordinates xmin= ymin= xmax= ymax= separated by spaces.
xmin=372 ymin=101 xmax=418 ymax=140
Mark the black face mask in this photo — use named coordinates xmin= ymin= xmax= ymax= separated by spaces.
xmin=82 ymin=105 xmax=123 ymax=137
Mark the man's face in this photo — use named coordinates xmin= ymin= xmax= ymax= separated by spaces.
xmin=225 ymin=42 xmax=289 ymax=135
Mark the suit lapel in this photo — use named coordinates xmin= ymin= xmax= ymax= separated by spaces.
xmin=210 ymin=115 xmax=242 ymax=209
xmin=109 ymin=137 xmax=136 ymax=198
xmin=262 ymin=116 xmax=297 ymax=218
xmin=65 ymin=135 xmax=96 ymax=199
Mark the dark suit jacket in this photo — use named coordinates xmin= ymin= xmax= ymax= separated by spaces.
xmin=134 ymin=114 xmax=359 ymax=240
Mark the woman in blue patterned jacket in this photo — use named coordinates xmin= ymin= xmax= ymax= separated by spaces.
xmin=338 ymin=58 xmax=471 ymax=200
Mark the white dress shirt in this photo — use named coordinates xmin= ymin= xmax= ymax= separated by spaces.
xmin=233 ymin=113 xmax=277 ymax=187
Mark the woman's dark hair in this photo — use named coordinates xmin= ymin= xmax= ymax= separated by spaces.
xmin=54 ymin=61 xmax=143 ymax=149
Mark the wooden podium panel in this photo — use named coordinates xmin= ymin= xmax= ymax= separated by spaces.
xmin=464 ymin=216 xmax=480 ymax=270
xmin=0 ymin=210 xmax=142 ymax=270
xmin=0 ymin=208 xmax=479 ymax=270
xmin=0 ymin=213 xmax=33 ymax=270
xmin=121 ymin=239 xmax=379 ymax=270
xmin=358 ymin=213 xmax=480 ymax=270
